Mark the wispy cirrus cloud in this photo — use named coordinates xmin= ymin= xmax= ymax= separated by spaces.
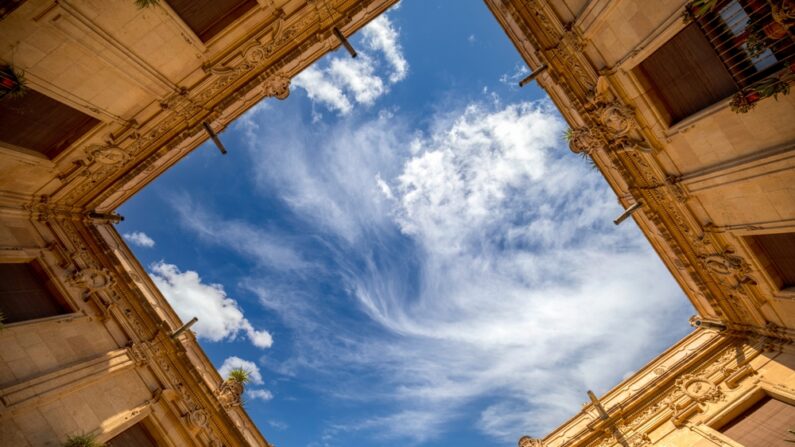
xmin=217 ymin=97 xmax=692 ymax=445
xmin=169 ymin=193 xmax=310 ymax=271
xmin=293 ymin=15 xmax=408 ymax=114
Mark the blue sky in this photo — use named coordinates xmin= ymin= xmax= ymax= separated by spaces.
xmin=117 ymin=1 xmax=694 ymax=446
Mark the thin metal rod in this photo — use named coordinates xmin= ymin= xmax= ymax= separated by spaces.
xmin=613 ymin=202 xmax=642 ymax=225
xmin=171 ymin=317 xmax=198 ymax=339
xmin=518 ymin=65 xmax=547 ymax=87
xmin=333 ymin=27 xmax=357 ymax=58
xmin=203 ymin=122 xmax=228 ymax=155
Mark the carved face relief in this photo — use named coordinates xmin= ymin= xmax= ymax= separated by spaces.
xmin=263 ymin=74 xmax=291 ymax=100
xmin=598 ymin=102 xmax=636 ymax=137
xmin=68 ymin=267 xmax=114 ymax=292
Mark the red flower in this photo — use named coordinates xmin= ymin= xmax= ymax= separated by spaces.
xmin=744 ymin=91 xmax=760 ymax=103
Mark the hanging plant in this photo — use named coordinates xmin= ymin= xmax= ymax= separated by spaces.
xmin=135 ymin=0 xmax=159 ymax=8
xmin=730 ymin=72 xmax=793 ymax=113
xmin=0 ymin=64 xmax=27 ymax=100
xmin=683 ymin=0 xmax=719 ymax=22
xmin=63 ymin=433 xmax=104 ymax=447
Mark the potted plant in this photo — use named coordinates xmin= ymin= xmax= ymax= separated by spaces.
xmin=730 ymin=74 xmax=792 ymax=113
xmin=227 ymin=367 xmax=252 ymax=385
xmin=0 ymin=64 xmax=27 ymax=99
xmin=217 ymin=367 xmax=251 ymax=408
xmin=683 ymin=0 xmax=719 ymax=21
xmin=63 ymin=433 xmax=104 ymax=447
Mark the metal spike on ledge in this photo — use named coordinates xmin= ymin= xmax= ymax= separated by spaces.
xmin=518 ymin=64 xmax=547 ymax=87
xmin=203 ymin=122 xmax=228 ymax=155
xmin=333 ymin=27 xmax=357 ymax=58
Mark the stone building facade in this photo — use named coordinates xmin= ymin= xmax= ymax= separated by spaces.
xmin=484 ymin=0 xmax=795 ymax=446
xmin=0 ymin=0 xmax=395 ymax=445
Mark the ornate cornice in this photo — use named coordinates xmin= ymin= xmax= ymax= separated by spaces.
xmin=486 ymin=0 xmax=786 ymax=336
xmin=35 ymin=0 xmax=396 ymax=213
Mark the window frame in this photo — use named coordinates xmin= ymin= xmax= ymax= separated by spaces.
xmin=0 ymin=256 xmax=76 ymax=327
xmin=704 ymin=383 xmax=795 ymax=446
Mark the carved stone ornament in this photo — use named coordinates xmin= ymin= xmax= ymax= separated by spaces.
xmin=675 ymin=374 xmax=722 ymax=403
xmin=598 ymin=101 xmax=636 ymax=138
xmin=86 ymin=144 xmax=130 ymax=166
xmin=627 ymin=432 xmax=652 ymax=447
xmin=262 ymin=73 xmax=291 ymax=100
xmin=67 ymin=267 xmax=115 ymax=292
xmin=568 ymin=127 xmax=603 ymax=155
xmin=188 ymin=408 xmax=210 ymax=428
xmin=699 ymin=251 xmax=748 ymax=277
xmin=217 ymin=379 xmax=244 ymax=408
xmin=518 ymin=435 xmax=544 ymax=447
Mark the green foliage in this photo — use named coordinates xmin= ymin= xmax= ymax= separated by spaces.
xmin=135 ymin=0 xmax=160 ymax=8
xmin=683 ymin=0 xmax=718 ymax=22
xmin=730 ymin=74 xmax=792 ymax=113
xmin=577 ymin=151 xmax=598 ymax=171
xmin=563 ymin=128 xmax=574 ymax=142
xmin=63 ymin=433 xmax=104 ymax=447
xmin=227 ymin=367 xmax=251 ymax=384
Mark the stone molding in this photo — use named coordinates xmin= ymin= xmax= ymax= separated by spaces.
xmin=485 ymin=0 xmax=791 ymax=338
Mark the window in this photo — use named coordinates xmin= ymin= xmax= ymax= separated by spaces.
xmin=166 ymin=0 xmax=258 ymax=42
xmin=106 ymin=422 xmax=159 ymax=447
xmin=0 ymin=89 xmax=99 ymax=159
xmin=719 ymin=396 xmax=795 ymax=447
xmin=746 ymin=232 xmax=795 ymax=290
xmin=0 ymin=262 xmax=71 ymax=324
xmin=636 ymin=0 xmax=794 ymax=123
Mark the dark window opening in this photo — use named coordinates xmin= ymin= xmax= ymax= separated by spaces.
xmin=0 ymin=89 xmax=99 ymax=159
xmin=635 ymin=0 xmax=794 ymax=123
xmin=107 ymin=422 xmax=159 ymax=447
xmin=0 ymin=262 xmax=71 ymax=324
xmin=746 ymin=232 xmax=795 ymax=289
xmin=166 ymin=0 xmax=258 ymax=42
xmin=719 ymin=396 xmax=795 ymax=447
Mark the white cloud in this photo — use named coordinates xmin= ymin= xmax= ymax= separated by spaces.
xmin=149 ymin=262 xmax=273 ymax=349
xmin=235 ymin=98 xmax=693 ymax=443
xmin=362 ymin=15 xmax=408 ymax=83
xmin=219 ymin=356 xmax=264 ymax=384
xmin=293 ymin=15 xmax=407 ymax=114
xmin=123 ymin=231 xmax=155 ymax=248
xmin=247 ymin=389 xmax=274 ymax=401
